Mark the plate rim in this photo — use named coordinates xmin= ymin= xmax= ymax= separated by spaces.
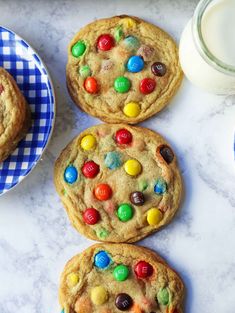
xmin=0 ymin=25 xmax=57 ymax=197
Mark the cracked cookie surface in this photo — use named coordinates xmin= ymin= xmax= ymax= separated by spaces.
xmin=59 ymin=243 xmax=185 ymax=313
xmin=54 ymin=124 xmax=182 ymax=243
xmin=66 ymin=15 xmax=183 ymax=124
xmin=0 ymin=67 xmax=31 ymax=162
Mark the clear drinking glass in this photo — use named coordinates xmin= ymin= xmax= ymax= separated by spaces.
xmin=179 ymin=0 xmax=235 ymax=94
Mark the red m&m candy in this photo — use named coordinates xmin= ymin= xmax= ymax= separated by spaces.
xmin=0 ymin=84 xmax=4 ymax=95
xmin=140 ymin=78 xmax=156 ymax=94
xmin=82 ymin=161 xmax=100 ymax=178
xmin=83 ymin=208 xmax=100 ymax=225
xmin=97 ymin=34 xmax=114 ymax=51
xmin=84 ymin=77 xmax=98 ymax=94
xmin=115 ymin=129 xmax=132 ymax=145
xmin=94 ymin=183 xmax=112 ymax=201
xmin=134 ymin=261 xmax=153 ymax=278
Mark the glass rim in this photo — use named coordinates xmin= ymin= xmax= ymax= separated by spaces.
xmin=192 ymin=0 xmax=235 ymax=76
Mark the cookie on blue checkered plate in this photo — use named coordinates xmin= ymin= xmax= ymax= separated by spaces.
xmin=0 ymin=67 xmax=31 ymax=162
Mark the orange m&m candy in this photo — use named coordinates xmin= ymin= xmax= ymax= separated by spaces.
xmin=94 ymin=184 xmax=112 ymax=201
xmin=84 ymin=77 xmax=98 ymax=94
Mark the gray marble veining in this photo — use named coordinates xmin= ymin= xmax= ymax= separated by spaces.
xmin=0 ymin=0 xmax=235 ymax=312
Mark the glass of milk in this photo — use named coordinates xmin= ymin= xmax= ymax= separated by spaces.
xmin=179 ymin=0 xmax=235 ymax=94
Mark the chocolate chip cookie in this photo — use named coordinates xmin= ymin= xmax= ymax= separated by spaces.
xmin=54 ymin=124 xmax=182 ymax=243
xmin=66 ymin=15 xmax=183 ymax=124
xmin=0 ymin=67 xmax=31 ymax=162
xmin=59 ymin=243 xmax=185 ymax=313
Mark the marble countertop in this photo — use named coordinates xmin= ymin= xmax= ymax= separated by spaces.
xmin=0 ymin=0 xmax=235 ymax=312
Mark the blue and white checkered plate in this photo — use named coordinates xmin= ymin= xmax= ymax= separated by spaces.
xmin=0 ymin=26 xmax=55 ymax=196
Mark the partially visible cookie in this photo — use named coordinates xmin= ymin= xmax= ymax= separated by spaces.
xmin=66 ymin=15 xmax=183 ymax=124
xmin=54 ymin=124 xmax=182 ymax=243
xmin=0 ymin=67 xmax=31 ymax=162
xmin=59 ymin=243 xmax=185 ymax=313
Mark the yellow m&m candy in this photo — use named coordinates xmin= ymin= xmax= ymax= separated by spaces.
xmin=91 ymin=286 xmax=108 ymax=305
xmin=67 ymin=272 xmax=79 ymax=287
xmin=122 ymin=17 xmax=137 ymax=28
xmin=123 ymin=102 xmax=140 ymax=118
xmin=147 ymin=208 xmax=163 ymax=226
xmin=80 ymin=134 xmax=96 ymax=151
xmin=124 ymin=159 xmax=142 ymax=176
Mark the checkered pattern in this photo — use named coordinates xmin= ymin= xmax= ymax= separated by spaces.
xmin=0 ymin=26 xmax=55 ymax=195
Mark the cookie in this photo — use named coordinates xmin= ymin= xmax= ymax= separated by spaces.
xmin=59 ymin=243 xmax=185 ymax=313
xmin=66 ymin=15 xmax=183 ymax=124
xmin=0 ymin=67 xmax=31 ymax=162
xmin=54 ymin=124 xmax=182 ymax=243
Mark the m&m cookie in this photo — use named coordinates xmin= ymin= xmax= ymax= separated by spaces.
xmin=59 ymin=244 xmax=185 ymax=313
xmin=54 ymin=124 xmax=183 ymax=243
xmin=0 ymin=67 xmax=31 ymax=162
xmin=66 ymin=15 xmax=183 ymax=124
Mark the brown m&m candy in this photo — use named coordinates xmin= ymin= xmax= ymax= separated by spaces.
xmin=151 ymin=62 xmax=167 ymax=77
xmin=160 ymin=145 xmax=174 ymax=164
xmin=130 ymin=191 xmax=145 ymax=206
xmin=115 ymin=293 xmax=133 ymax=311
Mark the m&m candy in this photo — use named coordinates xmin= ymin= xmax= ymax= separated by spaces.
xmin=79 ymin=65 xmax=91 ymax=78
xmin=115 ymin=129 xmax=132 ymax=145
xmin=151 ymin=62 xmax=167 ymax=77
xmin=113 ymin=264 xmax=129 ymax=281
xmin=159 ymin=145 xmax=174 ymax=164
xmin=154 ymin=178 xmax=167 ymax=194
xmin=64 ymin=165 xmax=78 ymax=184
xmin=123 ymin=102 xmax=140 ymax=118
xmin=82 ymin=161 xmax=100 ymax=178
xmin=140 ymin=78 xmax=156 ymax=94
xmin=91 ymin=285 xmax=108 ymax=305
xmin=124 ymin=159 xmax=142 ymax=176
xmin=104 ymin=151 xmax=122 ymax=170
xmin=134 ymin=261 xmax=153 ymax=278
xmin=123 ymin=35 xmax=140 ymax=51
xmin=0 ymin=84 xmax=4 ymax=94
xmin=80 ymin=134 xmax=96 ymax=151
xmin=83 ymin=208 xmax=100 ymax=225
xmin=114 ymin=26 xmax=123 ymax=42
xmin=114 ymin=76 xmax=131 ymax=93
xmin=137 ymin=44 xmax=155 ymax=61
xmin=157 ymin=288 xmax=169 ymax=305
xmin=97 ymin=34 xmax=114 ymax=51
xmin=117 ymin=203 xmax=133 ymax=222
xmin=84 ymin=77 xmax=98 ymax=93
xmin=72 ymin=40 xmax=86 ymax=57
xmin=127 ymin=55 xmax=144 ymax=73
xmin=147 ymin=208 xmax=163 ymax=226
xmin=67 ymin=272 xmax=79 ymax=287
xmin=115 ymin=293 xmax=133 ymax=311
xmin=94 ymin=183 xmax=112 ymax=201
xmin=130 ymin=191 xmax=145 ymax=206
xmin=94 ymin=251 xmax=111 ymax=269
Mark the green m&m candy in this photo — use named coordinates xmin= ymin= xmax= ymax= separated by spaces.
xmin=117 ymin=203 xmax=133 ymax=221
xmin=79 ymin=65 xmax=91 ymax=78
xmin=114 ymin=26 xmax=124 ymax=42
xmin=72 ymin=40 xmax=86 ymax=57
xmin=114 ymin=76 xmax=131 ymax=93
xmin=157 ymin=287 xmax=170 ymax=305
xmin=113 ymin=264 xmax=129 ymax=281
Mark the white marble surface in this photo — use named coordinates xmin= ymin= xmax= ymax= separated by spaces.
xmin=0 ymin=0 xmax=235 ymax=312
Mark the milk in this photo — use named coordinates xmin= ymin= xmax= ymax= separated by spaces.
xmin=202 ymin=0 xmax=235 ymax=66
xmin=179 ymin=0 xmax=235 ymax=94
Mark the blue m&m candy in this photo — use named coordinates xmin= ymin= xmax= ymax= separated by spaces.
xmin=154 ymin=178 xmax=167 ymax=195
xmin=94 ymin=251 xmax=111 ymax=269
xmin=104 ymin=151 xmax=122 ymax=170
xmin=127 ymin=56 xmax=144 ymax=73
xmin=64 ymin=165 xmax=78 ymax=184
